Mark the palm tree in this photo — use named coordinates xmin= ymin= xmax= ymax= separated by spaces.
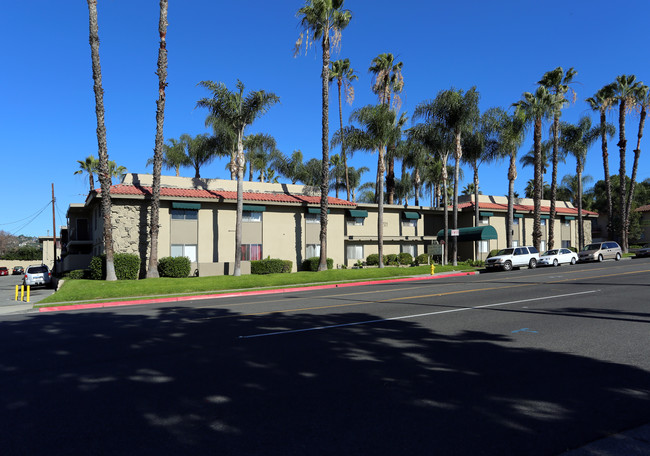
xmin=107 ymin=160 xmax=127 ymax=183
xmin=368 ymin=53 xmax=405 ymax=204
xmin=414 ymin=87 xmax=479 ymax=265
xmin=559 ymin=174 xmax=595 ymax=206
xmin=329 ymin=153 xmax=346 ymax=198
xmin=301 ymin=158 xmax=323 ymax=186
xmin=559 ymin=116 xmax=599 ymax=249
xmin=538 ymin=67 xmax=577 ymax=249
xmin=274 ymin=149 xmax=306 ymax=184
xmin=196 ymin=80 xmax=279 ymax=276
xmin=612 ymin=74 xmax=642 ymax=251
xmin=184 ymin=133 xmax=220 ymax=179
xmin=342 ymin=104 xmax=398 ymax=268
xmin=520 ymin=140 xmax=552 ymax=176
xmin=513 ymin=86 xmax=558 ymax=252
xmin=146 ymin=138 xmax=190 ymax=176
xmin=625 ymin=84 xmax=649 ymax=244
xmin=86 ymin=0 xmax=116 ymax=281
xmin=357 ymin=182 xmax=376 ymax=204
xmin=347 ymin=165 xmax=370 ymax=202
xmin=243 ymin=133 xmax=277 ymax=181
xmin=146 ymin=0 xmax=169 ymax=279
xmin=74 ymin=155 xmax=99 ymax=192
xmin=329 ymin=58 xmax=358 ymax=201
xmin=586 ymin=83 xmax=617 ymax=240
xmin=295 ymin=0 xmax=352 ymax=271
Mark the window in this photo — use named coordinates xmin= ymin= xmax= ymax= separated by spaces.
xmin=306 ymin=244 xmax=320 ymax=258
xmin=479 ymin=216 xmax=489 ymax=225
xmin=402 ymin=219 xmax=417 ymax=227
xmin=479 ymin=240 xmax=489 ymax=253
xmin=564 ymin=220 xmax=571 ymax=227
xmin=241 ymin=244 xmax=262 ymax=261
xmin=513 ymin=218 xmax=519 ymax=225
xmin=540 ymin=219 xmax=546 ymax=226
xmin=346 ymin=244 xmax=363 ymax=260
xmin=171 ymin=244 xmax=197 ymax=262
xmin=561 ymin=240 xmax=570 ymax=248
xmin=512 ymin=240 xmax=519 ymax=247
xmin=540 ymin=240 xmax=546 ymax=252
xmin=348 ymin=217 xmax=364 ymax=226
xmin=306 ymin=213 xmax=320 ymax=224
xmin=243 ymin=211 xmax=262 ymax=222
xmin=401 ymin=244 xmax=417 ymax=257
xmin=171 ymin=209 xmax=198 ymax=220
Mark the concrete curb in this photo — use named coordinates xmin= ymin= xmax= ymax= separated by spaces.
xmin=38 ymin=271 xmax=479 ymax=313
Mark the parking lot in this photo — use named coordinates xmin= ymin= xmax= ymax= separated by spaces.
xmin=0 ymin=273 xmax=55 ymax=313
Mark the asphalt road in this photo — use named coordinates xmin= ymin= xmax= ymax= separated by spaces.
xmin=1 ymin=259 xmax=649 ymax=455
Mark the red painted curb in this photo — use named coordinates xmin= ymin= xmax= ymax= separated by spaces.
xmin=38 ymin=271 xmax=478 ymax=313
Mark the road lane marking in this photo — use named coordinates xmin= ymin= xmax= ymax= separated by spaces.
xmin=238 ymin=290 xmax=600 ymax=339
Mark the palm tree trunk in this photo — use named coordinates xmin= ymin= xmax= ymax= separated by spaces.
xmin=600 ymin=109 xmax=614 ymax=240
xmin=318 ymin=33 xmax=330 ymax=272
xmin=234 ymin=131 xmax=245 ymax=277
xmin=441 ymin=152 xmax=449 ymax=266
xmin=89 ymin=173 xmax=95 ymax=192
xmin=338 ymin=80 xmax=351 ymax=202
xmin=506 ymin=152 xmax=517 ymax=248
xmin=378 ymin=147 xmax=385 ymax=268
xmin=414 ymin=168 xmax=421 ymax=206
xmin=147 ymin=0 xmax=168 ymax=279
xmin=452 ymin=131 xmax=461 ymax=266
xmin=625 ymin=104 xmax=646 ymax=241
xmin=533 ymin=117 xmax=542 ymax=252
xmin=577 ymin=165 xmax=584 ymax=250
xmin=386 ymin=149 xmax=395 ymax=205
xmin=87 ymin=0 xmax=116 ymax=281
xmin=548 ymin=114 xmax=559 ymax=249
xmin=618 ymin=100 xmax=628 ymax=251
xmin=473 ymin=164 xmax=479 ymax=259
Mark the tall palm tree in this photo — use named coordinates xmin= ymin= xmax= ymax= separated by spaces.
xmin=612 ymin=74 xmax=642 ymax=251
xmin=586 ymin=83 xmax=617 ymax=240
xmin=368 ymin=53 xmax=405 ymax=205
xmin=296 ymin=0 xmax=352 ymax=271
xmin=86 ymin=0 xmax=116 ymax=281
xmin=342 ymin=104 xmax=398 ymax=268
xmin=196 ymin=80 xmax=279 ymax=276
xmin=513 ymin=86 xmax=558 ymax=252
xmin=329 ymin=58 xmax=357 ymax=201
xmin=301 ymin=158 xmax=323 ymax=186
xmin=274 ymin=149 xmax=306 ymax=184
xmin=107 ymin=160 xmax=127 ymax=183
xmin=183 ymin=133 xmax=220 ymax=179
xmin=414 ymin=87 xmax=479 ymax=265
xmin=147 ymin=0 xmax=169 ymax=279
xmin=520 ymin=140 xmax=553 ymax=176
xmin=329 ymin=153 xmax=345 ymax=198
xmin=74 ymin=155 xmax=99 ymax=192
xmin=346 ymin=165 xmax=370 ymax=202
xmin=559 ymin=116 xmax=599 ymax=250
xmin=146 ymin=138 xmax=190 ymax=177
xmin=243 ymin=133 xmax=277 ymax=181
xmin=538 ymin=67 xmax=577 ymax=249
xmin=625 ymin=84 xmax=649 ymax=243
xmin=559 ymin=174 xmax=595 ymax=206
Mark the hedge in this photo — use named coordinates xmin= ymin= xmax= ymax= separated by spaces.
xmin=301 ymin=257 xmax=334 ymax=271
xmin=251 ymin=258 xmax=293 ymax=274
xmin=158 ymin=256 xmax=192 ymax=278
xmin=65 ymin=269 xmax=87 ymax=280
xmin=89 ymin=253 xmax=140 ymax=280
xmin=415 ymin=253 xmax=430 ymax=265
xmin=398 ymin=252 xmax=413 ymax=265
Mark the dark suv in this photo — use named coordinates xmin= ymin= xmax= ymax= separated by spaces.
xmin=23 ymin=264 xmax=52 ymax=288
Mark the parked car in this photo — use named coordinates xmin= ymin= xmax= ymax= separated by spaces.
xmin=538 ymin=248 xmax=578 ymax=267
xmin=634 ymin=243 xmax=650 ymax=258
xmin=0 ymin=267 xmax=8 ymax=276
xmin=12 ymin=266 xmax=24 ymax=275
xmin=485 ymin=246 xmax=540 ymax=271
xmin=578 ymin=241 xmax=622 ymax=263
xmin=23 ymin=264 xmax=52 ymax=288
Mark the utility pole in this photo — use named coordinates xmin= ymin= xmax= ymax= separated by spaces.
xmin=52 ymin=183 xmax=57 ymax=274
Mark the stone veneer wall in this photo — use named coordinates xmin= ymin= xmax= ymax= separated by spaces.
xmin=111 ymin=200 xmax=151 ymax=267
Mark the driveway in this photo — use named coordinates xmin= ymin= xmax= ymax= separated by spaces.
xmin=0 ymin=273 xmax=54 ymax=314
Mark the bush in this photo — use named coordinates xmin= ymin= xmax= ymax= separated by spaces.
xmin=567 ymin=246 xmax=577 ymax=252
xmin=89 ymin=253 xmax=140 ymax=280
xmin=398 ymin=252 xmax=413 ymax=265
xmin=385 ymin=254 xmax=399 ymax=266
xmin=488 ymin=249 xmax=500 ymax=258
xmin=415 ymin=253 xmax=430 ymax=265
xmin=65 ymin=269 xmax=87 ymax=280
xmin=251 ymin=258 xmax=292 ymax=274
xmin=366 ymin=253 xmax=380 ymax=266
xmin=158 ymin=256 xmax=192 ymax=278
xmin=301 ymin=257 xmax=333 ymax=271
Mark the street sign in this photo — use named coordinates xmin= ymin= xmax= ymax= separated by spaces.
xmin=451 ymin=229 xmax=460 ymax=236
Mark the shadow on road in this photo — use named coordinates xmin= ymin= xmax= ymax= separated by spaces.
xmin=1 ymin=306 xmax=649 ymax=456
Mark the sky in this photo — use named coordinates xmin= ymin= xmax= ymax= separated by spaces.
xmin=2 ymin=0 xmax=650 ymax=237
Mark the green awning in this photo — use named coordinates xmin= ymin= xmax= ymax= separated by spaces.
xmin=172 ymin=202 xmax=201 ymax=210
xmin=402 ymin=211 xmax=421 ymax=220
xmin=243 ymin=205 xmax=266 ymax=212
xmin=308 ymin=207 xmax=330 ymax=214
xmin=514 ymin=213 xmax=524 ymax=218
xmin=564 ymin=216 xmax=575 ymax=220
xmin=348 ymin=209 xmax=368 ymax=218
xmin=541 ymin=215 xmax=550 ymax=219
xmin=479 ymin=211 xmax=494 ymax=217
xmin=436 ymin=225 xmax=498 ymax=242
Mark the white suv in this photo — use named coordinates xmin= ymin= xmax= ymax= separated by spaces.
xmin=485 ymin=246 xmax=540 ymax=271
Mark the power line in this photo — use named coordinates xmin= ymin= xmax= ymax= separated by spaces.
xmin=0 ymin=201 xmax=52 ymax=226
xmin=9 ymin=202 xmax=52 ymax=236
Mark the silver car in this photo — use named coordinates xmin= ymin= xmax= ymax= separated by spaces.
xmin=578 ymin=242 xmax=622 ymax=263
xmin=23 ymin=264 xmax=52 ymax=288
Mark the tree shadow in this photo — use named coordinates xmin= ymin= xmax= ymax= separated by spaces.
xmin=0 ymin=305 xmax=649 ymax=456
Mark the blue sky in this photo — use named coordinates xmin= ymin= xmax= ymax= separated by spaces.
xmin=2 ymin=0 xmax=649 ymax=237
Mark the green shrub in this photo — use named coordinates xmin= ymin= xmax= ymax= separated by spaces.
xmin=385 ymin=254 xmax=399 ymax=266
xmin=158 ymin=256 xmax=192 ymax=278
xmin=398 ymin=252 xmax=413 ymax=265
xmin=488 ymin=249 xmax=500 ymax=258
xmin=567 ymin=246 xmax=577 ymax=252
xmin=65 ymin=269 xmax=87 ymax=280
xmin=301 ymin=257 xmax=333 ymax=271
xmin=366 ymin=253 xmax=380 ymax=266
xmin=89 ymin=253 xmax=140 ymax=280
xmin=251 ymin=258 xmax=292 ymax=274
xmin=415 ymin=253 xmax=430 ymax=265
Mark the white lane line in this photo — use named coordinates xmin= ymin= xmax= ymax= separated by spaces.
xmin=238 ymin=289 xmax=600 ymax=339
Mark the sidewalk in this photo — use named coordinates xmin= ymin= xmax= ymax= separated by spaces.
xmin=559 ymin=423 xmax=650 ymax=455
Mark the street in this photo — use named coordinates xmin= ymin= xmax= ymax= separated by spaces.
xmin=1 ymin=259 xmax=649 ymax=455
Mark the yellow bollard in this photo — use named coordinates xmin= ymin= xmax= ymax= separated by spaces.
xmin=20 ymin=285 xmax=24 ymax=302
xmin=430 ymin=264 xmax=435 ymax=275
xmin=26 ymin=286 xmax=30 ymax=303
xmin=15 ymin=285 xmax=19 ymax=301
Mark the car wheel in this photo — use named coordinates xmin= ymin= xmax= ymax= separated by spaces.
xmin=598 ymin=254 xmax=604 ymax=262
xmin=570 ymin=257 xmax=576 ymax=265
xmin=503 ymin=260 xmax=512 ymax=271
xmin=615 ymin=252 xmax=621 ymax=261
xmin=529 ymin=258 xmax=537 ymax=269
xmin=553 ymin=258 xmax=559 ymax=267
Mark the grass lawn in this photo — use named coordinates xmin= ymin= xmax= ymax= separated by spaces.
xmin=37 ymin=264 xmax=478 ymax=307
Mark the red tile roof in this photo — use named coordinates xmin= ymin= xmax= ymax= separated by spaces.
xmin=99 ymin=184 xmax=356 ymax=207
xmin=635 ymin=204 xmax=650 ymax=212
xmin=457 ymin=201 xmax=598 ymax=216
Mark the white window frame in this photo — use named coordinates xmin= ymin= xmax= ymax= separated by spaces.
xmin=171 ymin=244 xmax=197 ymax=263
xmin=479 ymin=240 xmax=489 ymax=253
xmin=347 ymin=217 xmax=364 ymax=226
xmin=402 ymin=219 xmax=417 ymax=228
xmin=401 ymin=244 xmax=417 ymax=257
xmin=306 ymin=244 xmax=321 ymax=258
xmin=346 ymin=244 xmax=363 ymax=260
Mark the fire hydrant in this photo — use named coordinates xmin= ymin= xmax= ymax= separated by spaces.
xmin=430 ymin=264 xmax=435 ymax=275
